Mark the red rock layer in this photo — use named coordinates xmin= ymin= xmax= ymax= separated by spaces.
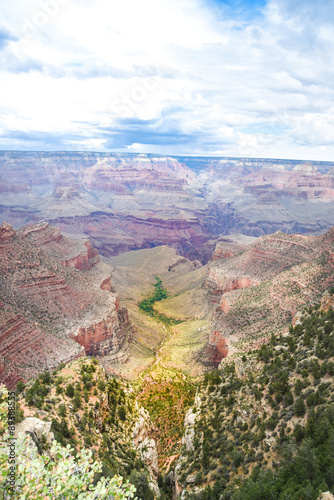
xmin=204 ymin=228 xmax=334 ymax=365
xmin=62 ymin=242 xmax=100 ymax=271
xmin=0 ymin=222 xmax=133 ymax=388
xmin=70 ymin=300 xmax=131 ymax=357
xmin=100 ymin=276 xmax=116 ymax=292
xmin=14 ymin=270 xmax=91 ymax=319
xmin=18 ymin=222 xmax=100 ymax=271
xmin=204 ymin=331 xmax=229 ymax=367
xmin=219 ymin=297 xmax=230 ymax=313
xmin=20 ymin=222 xmax=62 ymax=244
xmin=0 ymin=311 xmax=84 ymax=389
xmin=205 ymin=272 xmax=259 ymax=298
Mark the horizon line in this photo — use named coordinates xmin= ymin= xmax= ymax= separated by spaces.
xmin=0 ymin=149 xmax=333 ymax=164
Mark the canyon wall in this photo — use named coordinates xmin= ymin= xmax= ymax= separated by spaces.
xmin=0 ymin=222 xmax=133 ymax=388
xmin=203 ymin=229 xmax=334 ymax=366
xmin=70 ymin=297 xmax=132 ymax=358
xmin=2 ymin=152 xmax=334 ymax=264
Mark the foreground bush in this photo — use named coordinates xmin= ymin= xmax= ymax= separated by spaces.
xmin=0 ymin=386 xmax=137 ymax=499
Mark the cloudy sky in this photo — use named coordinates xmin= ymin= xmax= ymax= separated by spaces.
xmin=0 ymin=0 xmax=334 ymax=160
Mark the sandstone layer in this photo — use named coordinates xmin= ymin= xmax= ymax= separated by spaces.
xmin=2 ymin=152 xmax=334 ymax=264
xmin=204 ymin=229 xmax=334 ymax=366
xmin=0 ymin=222 xmax=133 ymax=388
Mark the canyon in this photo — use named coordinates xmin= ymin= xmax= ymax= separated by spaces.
xmin=2 ymin=151 xmax=334 ymax=499
xmin=1 ymin=152 xmax=334 ymax=264
xmin=204 ymin=229 xmax=334 ymax=363
xmin=1 ymin=219 xmax=334 ymax=389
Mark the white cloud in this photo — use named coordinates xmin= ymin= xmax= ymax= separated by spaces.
xmin=0 ymin=0 xmax=334 ymax=160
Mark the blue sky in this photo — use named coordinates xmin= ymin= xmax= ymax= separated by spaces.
xmin=0 ymin=0 xmax=334 ymax=160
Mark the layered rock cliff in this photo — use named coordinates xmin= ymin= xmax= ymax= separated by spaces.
xmin=70 ymin=297 xmax=133 ymax=359
xmin=0 ymin=222 xmax=134 ymax=388
xmin=203 ymin=229 xmax=334 ymax=366
xmin=2 ymin=152 xmax=334 ymax=265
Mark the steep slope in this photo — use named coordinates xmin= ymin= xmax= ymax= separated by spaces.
xmin=16 ymin=357 xmax=159 ymax=498
xmin=204 ymin=229 xmax=334 ymax=366
xmin=173 ymin=291 xmax=334 ymax=499
xmin=0 ymin=222 xmax=134 ymax=388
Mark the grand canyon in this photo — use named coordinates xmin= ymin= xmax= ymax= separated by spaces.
xmin=1 ymin=152 xmax=334 ymax=500
xmin=2 ymin=152 xmax=334 ymax=263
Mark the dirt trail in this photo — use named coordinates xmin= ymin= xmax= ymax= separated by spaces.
xmin=136 ymin=246 xmax=165 ymax=273
xmin=138 ymin=321 xmax=186 ymax=381
xmin=163 ymin=454 xmax=179 ymax=474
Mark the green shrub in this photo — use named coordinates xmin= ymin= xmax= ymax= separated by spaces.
xmin=295 ymin=397 xmax=306 ymax=417
xmin=65 ymin=384 xmax=74 ymax=398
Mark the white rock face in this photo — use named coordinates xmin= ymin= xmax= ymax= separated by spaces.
xmin=317 ymin=493 xmax=334 ymax=500
xmin=15 ymin=417 xmax=54 ymax=454
xmin=182 ymin=409 xmax=197 ymax=451
xmin=137 ymin=437 xmax=159 ymax=478
xmin=181 ymin=393 xmax=200 ymax=452
xmin=15 ymin=417 xmax=54 ymax=444
xmin=174 ymin=393 xmax=201 ymax=498
xmin=132 ymin=406 xmax=160 ymax=498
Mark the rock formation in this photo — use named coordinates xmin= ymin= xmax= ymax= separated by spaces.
xmin=2 ymin=152 xmax=334 ymax=264
xmin=203 ymin=229 xmax=334 ymax=366
xmin=15 ymin=417 xmax=54 ymax=455
xmin=320 ymin=290 xmax=334 ymax=313
xmin=0 ymin=309 xmax=84 ymax=389
xmin=0 ymin=222 xmax=16 ymax=243
xmin=0 ymin=222 xmax=133 ymax=388
xmin=132 ymin=406 xmax=160 ymax=496
xmin=70 ymin=298 xmax=131 ymax=358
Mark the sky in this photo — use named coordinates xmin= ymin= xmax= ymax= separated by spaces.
xmin=0 ymin=0 xmax=334 ymax=160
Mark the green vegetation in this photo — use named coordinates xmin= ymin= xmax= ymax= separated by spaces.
xmin=15 ymin=359 xmax=155 ymax=499
xmin=136 ymin=276 xmax=196 ymax=473
xmin=139 ymin=277 xmax=168 ymax=315
xmin=0 ymin=385 xmax=137 ymax=499
xmin=137 ymin=378 xmax=196 ymax=469
xmin=178 ymin=302 xmax=334 ymax=499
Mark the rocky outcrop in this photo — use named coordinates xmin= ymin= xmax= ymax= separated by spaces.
xmin=0 ymin=222 xmax=15 ymax=243
xmin=204 ymin=331 xmax=229 ymax=367
xmin=292 ymin=311 xmax=303 ymax=327
xmin=100 ymin=276 xmax=116 ymax=292
xmin=173 ymin=394 xmax=201 ymax=499
xmin=62 ymin=241 xmax=100 ymax=271
xmin=317 ymin=493 xmax=334 ymax=500
xmin=181 ymin=393 xmax=200 ymax=452
xmin=219 ymin=296 xmax=230 ymax=313
xmin=19 ymin=222 xmax=100 ymax=271
xmin=70 ymin=298 xmax=129 ymax=357
xmin=320 ymin=291 xmax=334 ymax=313
xmin=20 ymin=222 xmax=62 ymax=245
xmin=132 ymin=406 xmax=160 ymax=497
xmin=205 ymin=271 xmax=259 ymax=297
xmin=15 ymin=417 xmax=54 ymax=455
xmin=210 ymin=239 xmax=247 ymax=262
